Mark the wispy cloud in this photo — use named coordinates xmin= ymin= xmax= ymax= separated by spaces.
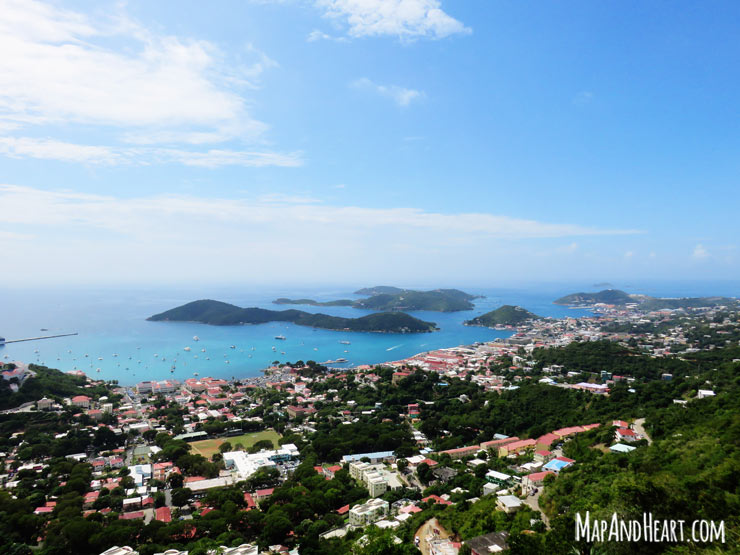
xmin=315 ymin=0 xmax=471 ymax=41
xmin=0 ymin=137 xmax=302 ymax=168
xmin=0 ymin=0 xmax=295 ymax=167
xmin=693 ymin=244 xmax=709 ymax=260
xmin=0 ymin=185 xmax=643 ymax=284
xmin=351 ymin=77 xmax=424 ymax=106
xmin=573 ymin=91 xmax=594 ymax=105
xmin=0 ymin=184 xmax=641 ymax=240
xmin=306 ymin=29 xmax=348 ymax=42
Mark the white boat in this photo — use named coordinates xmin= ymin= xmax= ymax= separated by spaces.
xmin=339 ymin=340 xmax=351 ymax=345
xmin=230 ymin=345 xmax=236 ymax=349
xmin=275 ymin=335 xmax=287 ymax=340
xmin=193 ymin=336 xmax=200 ymax=341
xmin=184 ymin=347 xmax=191 ymax=352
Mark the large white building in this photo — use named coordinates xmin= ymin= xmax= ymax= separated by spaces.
xmin=348 ymin=498 xmax=389 ymax=527
xmin=223 ymin=444 xmax=299 ymax=480
xmin=348 ymin=461 xmax=402 ymax=498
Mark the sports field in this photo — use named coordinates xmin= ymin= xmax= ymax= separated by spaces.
xmin=189 ymin=429 xmax=282 ymax=459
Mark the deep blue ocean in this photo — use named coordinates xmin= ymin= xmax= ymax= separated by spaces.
xmin=1 ymin=281 xmax=738 ymax=385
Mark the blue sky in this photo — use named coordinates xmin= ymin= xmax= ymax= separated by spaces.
xmin=1 ymin=0 xmax=739 ymax=286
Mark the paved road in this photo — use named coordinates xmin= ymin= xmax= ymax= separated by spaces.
xmin=633 ymin=418 xmax=652 ymax=445
xmin=523 ymin=489 xmax=550 ymax=529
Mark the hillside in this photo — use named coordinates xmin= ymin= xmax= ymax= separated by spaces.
xmin=0 ymin=365 xmax=112 ymax=410
xmin=354 ymin=285 xmax=405 ymax=295
xmin=554 ymin=289 xmax=635 ymax=305
xmin=555 ymin=289 xmax=738 ymax=310
xmin=464 ymin=305 xmax=541 ymax=327
xmin=148 ymin=300 xmax=438 ymax=333
xmin=278 ymin=287 xmax=481 ymax=312
xmin=353 ymin=290 xmax=476 ymax=312
xmin=637 ymin=296 xmax=738 ymax=311
xmin=273 ymin=298 xmax=354 ymax=307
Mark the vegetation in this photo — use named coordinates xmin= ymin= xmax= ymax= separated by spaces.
xmin=0 ymin=365 xmax=114 ymax=410
xmin=273 ymin=298 xmax=354 ymax=307
xmin=148 ymin=300 xmax=438 ymax=333
xmin=554 ymin=289 xmax=635 ymax=305
xmin=274 ymin=287 xmax=482 ymax=312
xmin=189 ymin=430 xmax=282 ymax=459
xmin=464 ymin=305 xmax=541 ymax=327
xmin=555 ymin=289 xmax=738 ymax=310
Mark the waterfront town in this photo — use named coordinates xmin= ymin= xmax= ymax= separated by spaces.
xmin=0 ymin=298 xmax=737 ymax=554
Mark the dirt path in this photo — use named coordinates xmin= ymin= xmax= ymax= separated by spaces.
xmin=633 ymin=418 xmax=652 ymax=445
xmin=414 ymin=517 xmax=452 ymax=555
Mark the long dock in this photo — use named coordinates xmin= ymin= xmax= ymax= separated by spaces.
xmin=1 ymin=333 xmax=78 ymax=344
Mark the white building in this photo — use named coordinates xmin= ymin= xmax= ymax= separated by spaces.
xmin=223 ymin=444 xmax=299 ymax=480
xmin=348 ymin=498 xmax=389 ymax=527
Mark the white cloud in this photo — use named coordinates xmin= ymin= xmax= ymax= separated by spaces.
xmin=0 ymin=137 xmax=302 ymax=168
xmin=0 ymin=0 xmax=295 ymax=167
xmin=0 ymin=137 xmax=124 ymax=165
xmin=0 ymin=185 xmax=643 ymax=284
xmin=316 ymin=0 xmax=471 ymax=40
xmin=307 ymin=29 xmax=348 ymax=42
xmin=573 ymin=91 xmax=594 ymax=105
xmin=0 ymin=184 xmax=641 ymax=240
xmin=693 ymin=244 xmax=709 ymax=259
xmin=352 ymin=77 xmax=424 ymax=106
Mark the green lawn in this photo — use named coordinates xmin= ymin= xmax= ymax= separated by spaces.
xmin=190 ymin=429 xmax=281 ymax=459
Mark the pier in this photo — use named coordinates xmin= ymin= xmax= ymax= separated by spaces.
xmin=0 ymin=332 xmax=78 ymax=345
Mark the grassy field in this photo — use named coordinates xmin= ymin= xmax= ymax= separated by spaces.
xmin=189 ymin=429 xmax=282 ymax=459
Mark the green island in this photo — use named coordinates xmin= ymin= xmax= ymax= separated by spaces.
xmin=464 ymin=305 xmax=542 ymax=327
xmin=273 ymin=298 xmax=354 ymax=307
xmin=147 ymin=299 xmax=438 ymax=333
xmin=554 ymin=289 xmax=636 ymax=306
xmin=555 ymin=288 xmax=739 ymax=309
xmin=274 ymin=287 xmax=482 ymax=312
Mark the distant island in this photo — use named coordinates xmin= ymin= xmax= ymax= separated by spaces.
xmin=148 ymin=300 xmax=438 ymax=333
xmin=273 ymin=298 xmax=354 ymax=307
xmin=464 ymin=305 xmax=541 ymax=328
xmin=354 ymin=285 xmax=405 ymax=296
xmin=274 ymin=287 xmax=482 ymax=312
xmin=555 ymin=288 xmax=738 ymax=310
xmin=554 ymin=289 xmax=636 ymax=306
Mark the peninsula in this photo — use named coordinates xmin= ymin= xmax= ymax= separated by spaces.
xmin=554 ymin=289 xmax=635 ymax=306
xmin=464 ymin=305 xmax=541 ymax=328
xmin=555 ymin=289 xmax=738 ymax=310
xmin=274 ymin=287 xmax=482 ymax=312
xmin=148 ymin=300 xmax=438 ymax=333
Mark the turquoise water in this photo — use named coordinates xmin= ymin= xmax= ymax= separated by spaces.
xmin=1 ymin=282 xmax=736 ymax=385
